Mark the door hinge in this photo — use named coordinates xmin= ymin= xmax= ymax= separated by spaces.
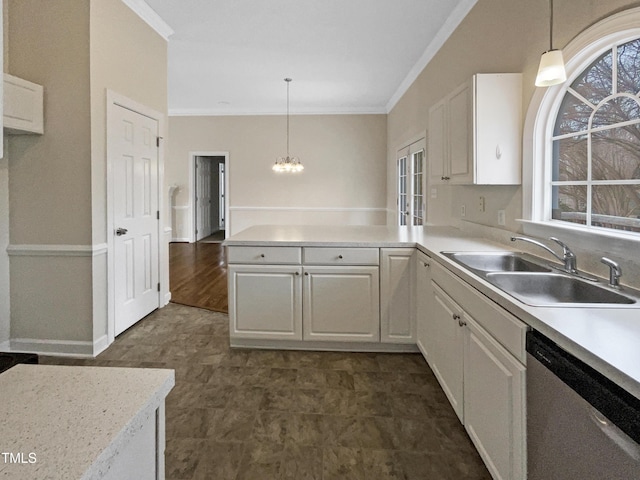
xmin=157 ymin=210 xmax=160 ymax=220
xmin=157 ymin=283 xmax=161 ymax=292
xmin=156 ymin=136 xmax=163 ymax=147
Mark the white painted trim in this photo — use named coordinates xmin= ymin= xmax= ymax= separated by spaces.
xmin=7 ymin=243 xmax=108 ymax=257
xmin=169 ymin=107 xmax=386 ymax=117
xmin=0 ymin=340 xmax=10 ymax=351
xmin=229 ymin=206 xmax=387 ymax=213
xmin=523 ymin=6 xmax=640 ymax=234
xmin=230 ymin=337 xmax=419 ymax=353
xmin=120 ymin=0 xmax=174 ymax=40
xmin=9 ymin=338 xmax=95 ymax=357
xmin=172 ymin=205 xmax=188 ymax=210
xmin=171 ymin=237 xmax=190 ymax=243
xmin=93 ymin=334 xmax=109 ymax=356
xmin=164 ymin=292 xmax=171 ymax=305
xmin=106 ymin=90 xmax=166 ymax=345
xmin=189 ymin=151 xmax=230 ymax=243
xmin=386 ymin=0 xmax=478 ymax=112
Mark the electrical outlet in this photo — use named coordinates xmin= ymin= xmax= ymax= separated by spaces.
xmin=478 ymin=196 xmax=486 ymax=212
xmin=461 ymin=204 xmax=466 ymax=217
xmin=498 ymin=210 xmax=506 ymax=226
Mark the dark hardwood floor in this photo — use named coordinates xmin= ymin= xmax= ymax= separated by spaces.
xmin=169 ymin=242 xmax=228 ymax=313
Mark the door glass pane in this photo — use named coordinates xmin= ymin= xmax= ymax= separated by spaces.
xmin=617 ymin=39 xmax=640 ymax=95
xmin=551 ymin=185 xmax=587 ymax=225
xmin=552 ymin=136 xmax=588 ymax=181
xmin=591 ymin=126 xmax=640 ymax=181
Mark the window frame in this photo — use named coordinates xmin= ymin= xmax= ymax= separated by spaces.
xmin=522 ymin=7 xmax=640 ymax=254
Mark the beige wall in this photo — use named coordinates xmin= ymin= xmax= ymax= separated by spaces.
xmin=167 ymin=114 xmax=387 ymax=237
xmin=387 ymin=0 xmax=639 ymax=231
xmin=5 ymin=0 xmax=168 ymax=351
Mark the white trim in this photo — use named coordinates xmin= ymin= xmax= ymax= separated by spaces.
xmin=523 ymin=6 xmax=640 ymax=230
xmin=385 ymin=0 xmax=478 ymax=112
xmin=172 ymin=205 xmax=189 ymax=210
xmin=120 ymin=0 xmax=174 ymax=40
xmin=230 ymin=337 xmax=419 ymax=353
xmin=93 ymin=335 xmax=109 ymax=356
xmin=8 ymin=338 xmax=96 ymax=357
xmin=7 ymin=243 xmax=108 ymax=257
xmin=171 ymin=237 xmax=190 ymax=243
xmin=229 ymin=206 xmax=387 ymax=213
xmin=169 ymin=107 xmax=386 ymax=117
xmin=189 ymin=151 xmax=230 ymax=243
xmin=106 ymin=90 xmax=166 ymax=345
xmin=164 ymin=292 xmax=172 ymax=305
xmin=0 ymin=340 xmax=9 ymax=351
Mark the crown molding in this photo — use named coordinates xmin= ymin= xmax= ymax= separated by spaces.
xmin=168 ymin=106 xmax=387 ymax=117
xmin=385 ymin=0 xmax=478 ymax=113
xmin=121 ymin=0 xmax=174 ymax=41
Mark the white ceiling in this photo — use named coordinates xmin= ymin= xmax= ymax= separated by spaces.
xmin=141 ymin=0 xmax=478 ymax=115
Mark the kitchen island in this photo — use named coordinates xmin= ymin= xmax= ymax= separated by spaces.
xmin=0 ymin=364 xmax=174 ymax=479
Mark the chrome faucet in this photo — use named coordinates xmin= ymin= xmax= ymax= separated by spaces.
xmin=510 ymin=236 xmax=578 ymax=273
xmin=601 ymin=257 xmax=622 ymax=288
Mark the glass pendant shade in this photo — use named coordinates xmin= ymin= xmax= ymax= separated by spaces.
xmin=273 ymin=78 xmax=303 ymax=173
xmin=535 ymin=49 xmax=567 ymax=87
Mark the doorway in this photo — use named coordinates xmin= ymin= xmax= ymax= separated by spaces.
xmin=190 ymin=153 xmax=229 ymax=243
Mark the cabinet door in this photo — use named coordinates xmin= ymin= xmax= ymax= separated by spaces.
xmin=228 ymin=264 xmax=302 ymax=340
xmin=380 ymin=248 xmax=416 ymax=344
xmin=303 ymin=265 xmax=379 ymax=342
xmin=430 ymin=282 xmax=464 ymax=421
xmin=448 ymin=80 xmax=472 ymax=184
xmin=428 ymin=99 xmax=447 ymax=185
xmin=415 ymin=251 xmax=433 ymax=360
xmin=464 ymin=315 xmax=526 ymax=480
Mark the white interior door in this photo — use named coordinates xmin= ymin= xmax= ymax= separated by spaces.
xmin=219 ymin=162 xmax=225 ymax=230
xmin=112 ymin=105 xmax=159 ymax=336
xmin=195 ymin=157 xmax=213 ymax=240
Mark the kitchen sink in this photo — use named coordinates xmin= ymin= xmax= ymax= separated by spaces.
xmin=442 ymin=251 xmax=551 ymax=273
xmin=485 ymin=272 xmax=637 ymax=307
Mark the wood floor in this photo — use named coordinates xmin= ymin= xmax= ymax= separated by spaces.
xmin=169 ymin=242 xmax=228 ymax=313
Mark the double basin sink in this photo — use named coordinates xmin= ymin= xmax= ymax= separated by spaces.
xmin=442 ymin=251 xmax=639 ymax=307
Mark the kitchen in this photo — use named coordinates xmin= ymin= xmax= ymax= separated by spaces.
xmin=1 ymin=0 xmax=640 ymax=478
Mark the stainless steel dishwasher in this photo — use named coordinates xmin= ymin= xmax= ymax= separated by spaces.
xmin=527 ymin=330 xmax=640 ymax=479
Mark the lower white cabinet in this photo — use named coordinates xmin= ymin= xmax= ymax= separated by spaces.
xmin=428 ymin=260 xmax=526 ymax=480
xmin=228 ymin=264 xmax=303 ymax=340
xmin=303 ymin=265 xmax=379 ymax=342
xmin=415 ymin=251 xmax=433 ymax=361
xmin=380 ymin=248 xmax=416 ymax=344
xmin=464 ymin=315 xmax=526 ymax=480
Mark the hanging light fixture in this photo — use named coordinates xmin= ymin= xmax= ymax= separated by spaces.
xmin=535 ymin=0 xmax=566 ymax=87
xmin=272 ymin=78 xmax=304 ymax=173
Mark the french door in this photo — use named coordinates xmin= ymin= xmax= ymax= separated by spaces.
xmin=398 ymin=139 xmax=426 ymax=226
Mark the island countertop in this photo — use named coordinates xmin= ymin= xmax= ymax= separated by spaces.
xmin=224 ymin=224 xmax=640 ymax=400
xmin=0 ymin=364 xmax=174 ymax=479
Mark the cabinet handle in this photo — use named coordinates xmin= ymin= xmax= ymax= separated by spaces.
xmin=452 ymin=314 xmax=460 ymax=320
xmin=442 ymin=176 xmax=450 ymax=181
xmin=338 ymin=255 xmax=343 ymax=259
xmin=260 ymin=254 xmax=265 ymax=258
xmin=423 ymin=262 xmax=430 ymax=267
xmin=458 ymin=319 xmax=467 ymax=327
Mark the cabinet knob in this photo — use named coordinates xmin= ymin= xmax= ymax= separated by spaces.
xmin=295 ymin=271 xmax=300 ymax=276
xmin=260 ymin=254 xmax=265 ymax=258
xmin=458 ymin=319 xmax=467 ymax=327
xmin=452 ymin=314 xmax=460 ymax=320
xmin=423 ymin=262 xmax=430 ymax=267
xmin=304 ymin=272 xmax=309 ymax=276
xmin=338 ymin=255 xmax=343 ymax=259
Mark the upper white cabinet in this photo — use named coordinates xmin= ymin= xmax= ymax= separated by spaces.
xmin=4 ymin=73 xmax=44 ymax=135
xmin=428 ymin=73 xmax=522 ymax=185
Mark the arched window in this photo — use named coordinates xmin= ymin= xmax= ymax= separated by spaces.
xmin=551 ymin=38 xmax=640 ymax=233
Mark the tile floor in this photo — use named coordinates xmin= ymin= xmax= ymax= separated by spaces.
xmin=41 ymin=303 xmax=491 ymax=480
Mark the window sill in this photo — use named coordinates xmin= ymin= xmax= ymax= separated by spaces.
xmin=518 ymin=219 xmax=640 ymax=259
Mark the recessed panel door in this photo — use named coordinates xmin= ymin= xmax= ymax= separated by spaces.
xmin=112 ymin=105 xmax=159 ymax=335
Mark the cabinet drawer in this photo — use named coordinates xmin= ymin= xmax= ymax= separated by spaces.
xmin=303 ymin=247 xmax=379 ymax=265
xmin=227 ymin=246 xmax=301 ymax=265
xmin=431 ymin=261 xmax=527 ymax=362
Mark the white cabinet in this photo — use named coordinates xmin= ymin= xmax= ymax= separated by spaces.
xmin=464 ymin=315 xmax=526 ymax=480
xmin=415 ymin=251 xmax=433 ymax=360
xmin=3 ymin=73 xmax=44 ymax=135
xmin=303 ymin=265 xmax=379 ymax=342
xmin=228 ymin=264 xmax=302 ymax=340
xmin=428 ymin=73 xmax=522 ymax=185
xmin=430 ymin=259 xmax=527 ymax=480
xmin=380 ymin=248 xmax=416 ymax=344
xmin=430 ymin=281 xmax=465 ymax=421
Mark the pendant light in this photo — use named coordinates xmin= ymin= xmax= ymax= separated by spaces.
xmin=272 ymin=78 xmax=304 ymax=173
xmin=535 ymin=0 xmax=566 ymax=87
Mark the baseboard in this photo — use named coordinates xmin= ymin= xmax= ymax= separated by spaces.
xmin=171 ymin=237 xmax=190 ymax=243
xmin=9 ymin=338 xmax=96 ymax=358
xmin=230 ymin=338 xmax=420 ymax=353
xmin=164 ymin=292 xmax=172 ymax=305
xmin=0 ymin=340 xmax=10 ymax=351
xmin=92 ymin=335 xmax=110 ymax=357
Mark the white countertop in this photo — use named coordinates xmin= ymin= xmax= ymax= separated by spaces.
xmin=225 ymin=224 xmax=640 ymax=400
xmin=0 ymin=364 xmax=175 ymax=479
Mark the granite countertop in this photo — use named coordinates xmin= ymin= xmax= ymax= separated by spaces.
xmin=224 ymin=224 xmax=640 ymax=400
xmin=0 ymin=364 xmax=175 ymax=479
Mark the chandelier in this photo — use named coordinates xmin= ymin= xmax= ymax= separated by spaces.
xmin=272 ymin=78 xmax=304 ymax=173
